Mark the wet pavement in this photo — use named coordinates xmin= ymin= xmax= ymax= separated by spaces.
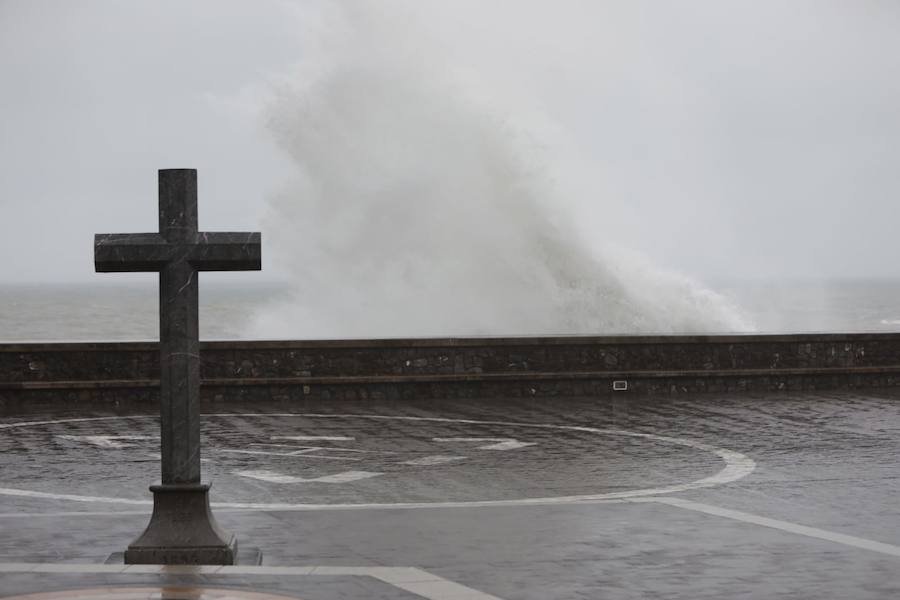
xmin=1 ymin=391 xmax=899 ymax=599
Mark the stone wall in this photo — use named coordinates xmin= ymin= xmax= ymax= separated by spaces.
xmin=1 ymin=333 xmax=899 ymax=405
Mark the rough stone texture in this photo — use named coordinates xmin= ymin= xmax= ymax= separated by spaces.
xmin=0 ymin=333 xmax=898 ymax=405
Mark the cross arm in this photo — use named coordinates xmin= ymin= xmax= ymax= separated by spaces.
xmin=188 ymin=232 xmax=261 ymax=271
xmin=94 ymin=233 xmax=169 ymax=272
xmin=94 ymin=232 xmax=261 ymax=272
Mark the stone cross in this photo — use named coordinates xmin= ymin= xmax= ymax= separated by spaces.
xmin=95 ymin=169 xmax=261 ymax=564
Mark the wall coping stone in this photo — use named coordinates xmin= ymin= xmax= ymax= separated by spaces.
xmin=2 ymin=331 xmax=900 ymax=353
xmin=2 ymin=364 xmax=899 ymax=390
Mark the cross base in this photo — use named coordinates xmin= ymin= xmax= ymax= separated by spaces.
xmin=124 ymin=483 xmax=237 ymax=565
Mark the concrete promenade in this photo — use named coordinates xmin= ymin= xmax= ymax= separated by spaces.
xmin=1 ymin=391 xmax=899 ymax=598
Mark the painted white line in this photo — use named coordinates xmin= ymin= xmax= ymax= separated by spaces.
xmin=275 ymin=446 xmax=385 ymax=455
xmin=0 ymin=511 xmax=148 ymax=519
xmin=401 ymin=455 xmax=467 ymax=466
xmin=389 ymin=577 xmax=505 ymax=599
xmin=0 ymin=563 xmax=39 ymax=573
xmin=219 ymin=449 xmax=361 ymax=461
xmin=653 ymin=497 xmax=900 ymax=558
xmin=223 ymin=443 xmax=388 ymax=459
xmin=56 ymin=435 xmax=158 ymax=449
xmin=0 ymin=416 xmax=150 ymax=430
xmin=0 ymin=487 xmax=150 ymax=505
xmin=234 ymin=469 xmax=383 ymax=484
xmin=0 ymin=564 xmax=508 ymax=600
xmin=9 ymin=499 xmax=900 ymax=567
xmin=0 ymin=508 xmax=265 ymax=518
xmin=272 ymin=435 xmax=355 ymax=441
xmin=0 ymin=499 xmax=645 ymax=519
xmin=433 ymin=437 xmax=537 ymax=451
xmin=0 ymin=413 xmax=756 ymax=510
xmin=251 ymin=443 xmax=393 ymax=455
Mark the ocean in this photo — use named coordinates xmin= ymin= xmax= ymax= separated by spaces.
xmin=1 ymin=279 xmax=898 ymax=342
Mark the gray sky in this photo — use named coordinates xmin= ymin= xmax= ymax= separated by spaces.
xmin=1 ymin=0 xmax=899 ymax=285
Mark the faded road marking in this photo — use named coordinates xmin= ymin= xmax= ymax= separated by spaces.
xmin=653 ymin=497 xmax=900 ymax=558
xmin=219 ymin=448 xmax=362 ymax=461
xmin=234 ymin=469 xmax=382 ymax=484
xmin=0 ymin=414 xmax=756 ymax=510
xmin=401 ymin=455 xmax=467 ymax=466
xmin=433 ymin=437 xmax=537 ymax=451
xmin=0 ymin=564 xmax=508 ymax=600
xmin=56 ymin=435 xmax=158 ymax=449
xmin=271 ymin=436 xmax=355 ymax=441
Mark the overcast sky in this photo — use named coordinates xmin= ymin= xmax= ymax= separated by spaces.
xmin=1 ymin=0 xmax=898 ymax=285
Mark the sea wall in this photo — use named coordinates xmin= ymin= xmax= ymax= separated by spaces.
xmin=1 ymin=333 xmax=899 ymax=405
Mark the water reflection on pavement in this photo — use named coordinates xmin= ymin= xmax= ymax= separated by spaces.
xmin=1 ymin=391 xmax=899 ymax=599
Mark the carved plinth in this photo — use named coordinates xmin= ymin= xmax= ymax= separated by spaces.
xmin=124 ymin=483 xmax=236 ymax=565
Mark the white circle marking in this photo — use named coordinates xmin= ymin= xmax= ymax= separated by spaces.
xmin=0 ymin=413 xmax=756 ymax=510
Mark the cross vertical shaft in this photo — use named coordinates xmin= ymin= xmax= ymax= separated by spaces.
xmin=158 ymin=170 xmax=201 ymax=484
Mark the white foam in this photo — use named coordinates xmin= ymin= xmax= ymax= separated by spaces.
xmin=247 ymin=2 xmax=753 ymax=338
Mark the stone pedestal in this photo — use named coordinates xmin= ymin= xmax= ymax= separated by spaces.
xmin=124 ymin=483 xmax=236 ymax=565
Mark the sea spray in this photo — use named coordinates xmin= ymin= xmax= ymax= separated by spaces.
xmin=247 ymin=1 xmax=753 ymax=338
